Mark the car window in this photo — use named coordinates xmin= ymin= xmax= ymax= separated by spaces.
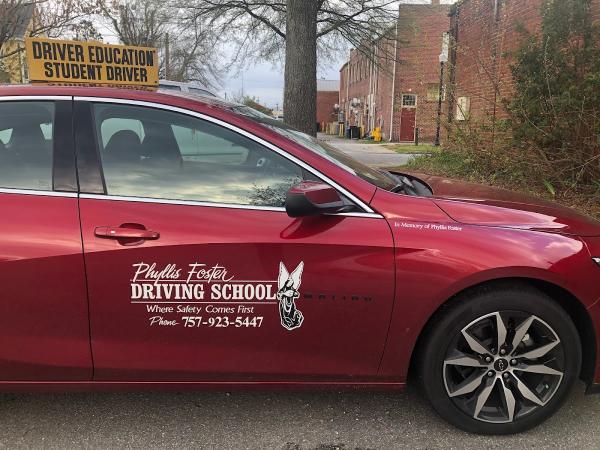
xmin=0 ymin=129 xmax=11 ymax=144
xmin=92 ymin=103 xmax=306 ymax=207
xmin=0 ymin=101 xmax=54 ymax=191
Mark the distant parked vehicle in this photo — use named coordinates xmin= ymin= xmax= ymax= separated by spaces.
xmin=158 ymin=80 xmax=218 ymax=98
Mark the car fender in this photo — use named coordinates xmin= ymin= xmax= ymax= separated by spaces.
xmin=373 ymin=204 xmax=598 ymax=380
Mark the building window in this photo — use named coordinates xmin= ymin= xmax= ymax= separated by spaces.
xmin=402 ymin=94 xmax=417 ymax=108
xmin=427 ymin=84 xmax=442 ymax=102
xmin=456 ymin=97 xmax=471 ymax=121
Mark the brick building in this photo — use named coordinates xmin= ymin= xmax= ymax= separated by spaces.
xmin=316 ymin=79 xmax=340 ymax=130
xmin=339 ymin=1 xmax=451 ymax=142
xmin=447 ymin=0 xmax=600 ymax=129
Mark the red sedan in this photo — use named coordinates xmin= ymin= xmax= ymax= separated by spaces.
xmin=0 ymin=85 xmax=599 ymax=434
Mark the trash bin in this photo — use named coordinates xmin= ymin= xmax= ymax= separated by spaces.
xmin=349 ymin=126 xmax=359 ymax=139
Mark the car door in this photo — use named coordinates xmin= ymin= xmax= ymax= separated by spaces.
xmin=0 ymin=97 xmax=91 ymax=380
xmin=75 ymin=98 xmax=395 ymax=381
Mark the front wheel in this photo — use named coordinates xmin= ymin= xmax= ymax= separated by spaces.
xmin=419 ymin=285 xmax=581 ymax=434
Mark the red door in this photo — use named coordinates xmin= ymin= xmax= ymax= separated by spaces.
xmin=0 ymin=99 xmax=91 ymax=380
xmin=400 ymin=108 xmax=416 ymax=142
xmin=76 ymin=100 xmax=395 ymax=381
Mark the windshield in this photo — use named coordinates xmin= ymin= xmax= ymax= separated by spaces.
xmin=264 ymin=127 xmax=397 ymax=191
xmin=228 ymin=107 xmax=398 ymax=191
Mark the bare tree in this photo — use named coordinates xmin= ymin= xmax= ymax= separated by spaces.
xmin=0 ymin=1 xmax=25 ymax=56
xmin=33 ymin=0 xmax=97 ymax=38
xmin=164 ymin=16 xmax=223 ymax=86
xmin=1 ymin=0 xmax=96 ymax=57
xmin=0 ymin=0 xmax=97 ymax=82
xmin=99 ymin=0 xmax=223 ymax=88
xmin=98 ymin=0 xmax=168 ymax=47
xmin=184 ymin=0 xmax=398 ymax=135
xmin=68 ymin=19 xmax=103 ymax=42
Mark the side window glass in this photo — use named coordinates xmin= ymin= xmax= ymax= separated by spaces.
xmin=172 ymin=125 xmax=249 ymax=165
xmin=0 ymin=101 xmax=54 ymax=191
xmin=92 ymin=103 xmax=305 ymax=207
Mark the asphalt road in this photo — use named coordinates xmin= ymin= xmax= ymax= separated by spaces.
xmin=0 ymin=383 xmax=599 ymax=449
xmin=317 ymin=135 xmax=415 ymax=167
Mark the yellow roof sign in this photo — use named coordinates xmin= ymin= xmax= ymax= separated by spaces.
xmin=25 ymin=37 xmax=159 ymax=88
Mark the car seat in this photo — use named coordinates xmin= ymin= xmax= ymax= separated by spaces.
xmin=9 ymin=125 xmax=50 ymax=165
xmin=103 ymin=130 xmax=143 ymax=164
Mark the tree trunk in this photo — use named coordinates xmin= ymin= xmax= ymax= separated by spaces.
xmin=284 ymin=0 xmax=318 ymax=136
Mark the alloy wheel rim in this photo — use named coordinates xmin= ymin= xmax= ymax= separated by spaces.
xmin=443 ymin=311 xmax=564 ymax=423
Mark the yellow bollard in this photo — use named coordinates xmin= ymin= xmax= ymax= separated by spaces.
xmin=373 ymin=127 xmax=382 ymax=142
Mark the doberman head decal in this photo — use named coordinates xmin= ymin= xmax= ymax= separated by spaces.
xmin=277 ymin=262 xmax=304 ymax=331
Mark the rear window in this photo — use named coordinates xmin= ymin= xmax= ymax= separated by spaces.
xmin=0 ymin=101 xmax=54 ymax=191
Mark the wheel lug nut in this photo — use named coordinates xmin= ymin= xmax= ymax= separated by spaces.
xmin=511 ymin=359 xmax=517 ymax=366
xmin=485 ymin=356 xmax=493 ymax=363
xmin=503 ymin=373 xmax=510 ymax=379
xmin=488 ymin=371 xmax=495 ymax=377
xmin=500 ymin=349 xmax=506 ymax=355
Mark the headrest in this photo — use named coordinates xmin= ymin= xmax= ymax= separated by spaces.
xmin=104 ymin=130 xmax=142 ymax=164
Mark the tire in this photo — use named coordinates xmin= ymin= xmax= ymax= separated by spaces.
xmin=419 ymin=283 xmax=581 ymax=435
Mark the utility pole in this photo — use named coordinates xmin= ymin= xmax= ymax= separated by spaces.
xmin=389 ymin=7 xmax=399 ymax=142
xmin=165 ymin=33 xmax=171 ymax=79
xmin=435 ymin=32 xmax=450 ymax=147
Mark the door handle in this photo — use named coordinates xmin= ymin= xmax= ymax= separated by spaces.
xmin=95 ymin=226 xmax=160 ymax=240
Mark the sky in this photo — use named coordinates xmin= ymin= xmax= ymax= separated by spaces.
xmin=219 ymin=57 xmax=345 ymax=110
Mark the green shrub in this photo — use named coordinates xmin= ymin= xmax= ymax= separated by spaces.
xmin=509 ymin=0 xmax=600 ymax=186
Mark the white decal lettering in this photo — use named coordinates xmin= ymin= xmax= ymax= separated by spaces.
xmin=130 ymin=260 xmax=307 ymax=331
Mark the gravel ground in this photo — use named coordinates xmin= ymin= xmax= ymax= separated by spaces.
xmin=0 ymin=383 xmax=598 ymax=449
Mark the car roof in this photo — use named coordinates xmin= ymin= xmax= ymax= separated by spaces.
xmin=0 ymin=84 xmax=239 ymax=116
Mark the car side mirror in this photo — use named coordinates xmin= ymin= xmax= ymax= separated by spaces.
xmin=285 ymin=181 xmax=346 ymax=218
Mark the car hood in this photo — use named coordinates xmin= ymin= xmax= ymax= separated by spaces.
xmin=408 ymin=173 xmax=600 ymax=237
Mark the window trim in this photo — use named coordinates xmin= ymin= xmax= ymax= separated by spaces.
xmin=401 ymin=94 xmax=418 ymax=108
xmin=53 ymin=100 xmax=78 ymax=192
xmin=0 ymin=187 xmax=77 ymax=198
xmin=74 ymin=96 xmax=379 ymax=216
